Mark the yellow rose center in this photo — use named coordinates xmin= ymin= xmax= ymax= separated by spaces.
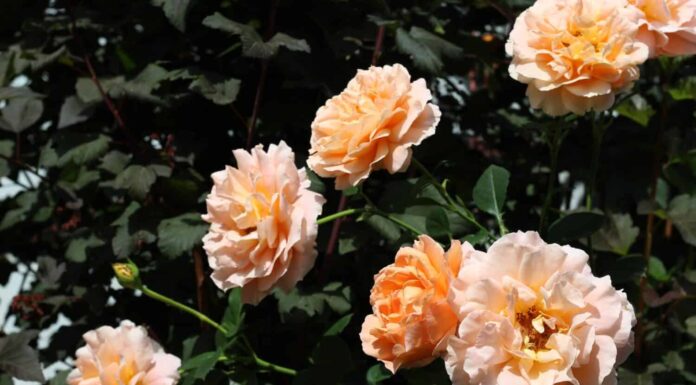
xmin=515 ymin=306 xmax=558 ymax=352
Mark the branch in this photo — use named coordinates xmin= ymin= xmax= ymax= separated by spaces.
xmin=67 ymin=0 xmax=134 ymax=146
xmin=245 ymin=0 xmax=280 ymax=149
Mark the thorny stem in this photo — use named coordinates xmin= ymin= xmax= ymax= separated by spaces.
xmin=411 ymin=158 xmax=490 ymax=235
xmin=192 ymin=248 xmax=208 ymax=330
xmin=241 ymin=336 xmax=297 ymax=376
xmin=137 ymin=285 xmax=297 ymax=377
xmin=140 ymin=286 xmax=227 ymax=335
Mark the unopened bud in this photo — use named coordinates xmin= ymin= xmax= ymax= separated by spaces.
xmin=112 ymin=261 xmax=142 ymax=289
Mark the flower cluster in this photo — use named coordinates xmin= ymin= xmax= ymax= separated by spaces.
xmin=506 ymin=0 xmax=696 ymax=116
xmin=361 ymin=231 xmax=636 ymax=385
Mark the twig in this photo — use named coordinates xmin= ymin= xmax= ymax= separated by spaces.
xmin=67 ymin=0 xmax=133 ymax=146
xmin=245 ymin=0 xmax=280 ymax=149
xmin=325 ymin=195 xmax=347 ymax=256
xmin=192 ymin=248 xmax=208 ymax=330
xmin=0 ymin=154 xmax=50 ymax=185
xmin=636 ymin=72 xmax=670 ymax=361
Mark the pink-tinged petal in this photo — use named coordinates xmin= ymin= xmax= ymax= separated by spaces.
xmin=68 ymin=321 xmax=181 ymax=385
xmin=203 ymin=141 xmax=325 ymax=304
xmin=445 ymin=231 xmax=635 ymax=385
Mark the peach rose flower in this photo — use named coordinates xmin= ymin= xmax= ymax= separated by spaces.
xmin=506 ymin=0 xmax=649 ymax=116
xmin=630 ymin=0 xmax=696 ymax=56
xmin=360 ymin=235 xmax=465 ymax=373
xmin=202 ymin=141 xmax=325 ymax=304
xmin=308 ymin=64 xmax=441 ymax=190
xmin=68 ymin=320 xmax=180 ymax=385
xmin=445 ymin=231 xmax=635 ymax=385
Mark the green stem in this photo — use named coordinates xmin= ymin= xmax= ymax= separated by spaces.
xmin=411 ymin=159 xmax=490 ymax=235
xmin=317 ymin=208 xmax=361 ymax=225
xmin=496 ymin=214 xmax=508 ymax=236
xmin=242 ymin=336 xmax=297 ymax=376
xmin=140 ymin=286 xmax=228 ymax=335
xmin=540 ymin=123 xmax=566 ymax=233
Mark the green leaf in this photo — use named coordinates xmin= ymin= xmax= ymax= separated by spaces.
xmin=100 ymin=151 xmax=132 ymax=174
xmin=203 ymin=13 xmax=310 ymax=59
xmin=367 ymin=364 xmax=392 ymax=385
xmin=425 ymin=207 xmax=451 ymax=238
xmin=324 ymin=313 xmax=352 ymax=336
xmin=266 ymin=33 xmax=311 ymax=53
xmin=114 ymin=165 xmax=157 ymax=200
xmin=686 ymin=316 xmax=696 ymax=338
xmin=615 ymin=95 xmax=655 ymax=127
xmin=152 ymin=0 xmax=191 ymax=32
xmin=0 ymin=331 xmax=45 ymax=382
xmin=396 ymin=28 xmax=443 ymax=74
xmin=547 ymin=211 xmax=604 ymax=243
xmin=666 ymin=194 xmax=696 ymax=246
xmin=0 ymin=87 xmax=44 ymax=100
xmin=473 ymin=165 xmax=510 ymax=217
xmin=392 ymin=205 xmax=451 ymax=238
xmin=409 ymin=27 xmax=463 ymax=59
xmin=75 ymin=77 xmax=125 ymax=104
xmin=0 ymin=97 xmax=43 ymax=133
xmin=462 ymin=229 xmax=490 ymax=245
xmin=668 ymin=76 xmax=696 ymax=101
xmin=395 ymin=27 xmax=462 ymax=74
xmin=647 ymin=256 xmax=670 ymax=282
xmin=58 ymin=95 xmax=94 ymax=129
xmin=220 ymin=288 xmax=244 ymax=338
xmin=65 ymin=235 xmax=105 ymax=263
xmin=189 ymin=75 xmax=241 ymax=105
xmin=365 ymin=214 xmax=401 ymax=242
xmin=590 ymin=213 xmax=639 ymax=255
xmin=157 ymin=213 xmax=208 ymax=258
xmin=180 ymin=351 xmax=221 ymax=385
xmin=275 ymin=282 xmax=351 ymax=320
xmin=664 ymin=150 xmax=696 ymax=194
xmin=0 ymin=191 xmax=39 ymax=231
xmin=58 ymin=134 xmax=110 ymax=166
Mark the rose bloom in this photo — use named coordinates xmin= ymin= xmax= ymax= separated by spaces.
xmin=630 ymin=0 xmax=696 ymax=56
xmin=445 ymin=231 xmax=635 ymax=385
xmin=506 ymin=0 xmax=649 ymax=116
xmin=308 ymin=64 xmax=441 ymax=190
xmin=202 ymin=141 xmax=325 ymax=304
xmin=68 ymin=320 xmax=180 ymax=385
xmin=360 ymin=235 xmax=465 ymax=373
